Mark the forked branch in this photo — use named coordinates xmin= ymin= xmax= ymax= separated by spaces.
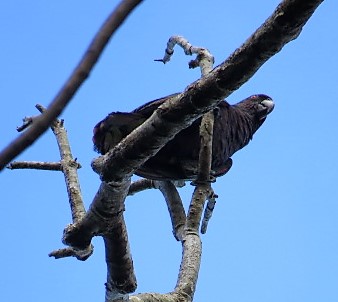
xmin=8 ymin=104 xmax=90 ymax=260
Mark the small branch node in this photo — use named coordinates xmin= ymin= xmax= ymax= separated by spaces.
xmin=91 ymin=156 xmax=104 ymax=175
xmin=153 ymin=58 xmax=165 ymax=64
xmin=49 ymin=244 xmax=93 ymax=261
xmin=35 ymin=104 xmax=46 ymax=113
xmin=16 ymin=116 xmax=36 ymax=132
xmin=156 ymin=35 xmax=214 ymax=75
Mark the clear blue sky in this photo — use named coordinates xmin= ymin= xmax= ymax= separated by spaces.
xmin=1 ymin=1 xmax=337 ymax=301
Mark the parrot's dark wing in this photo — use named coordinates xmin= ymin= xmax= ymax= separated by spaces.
xmin=92 ymin=94 xmax=179 ymax=155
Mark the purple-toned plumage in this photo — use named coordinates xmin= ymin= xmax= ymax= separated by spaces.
xmin=93 ymin=94 xmax=274 ymax=180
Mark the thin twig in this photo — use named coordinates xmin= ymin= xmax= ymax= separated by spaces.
xmin=155 ymin=35 xmax=215 ymax=75
xmin=16 ymin=116 xmax=37 ymax=132
xmin=7 ymin=161 xmax=64 ymax=171
xmin=48 ymin=246 xmax=93 ymax=261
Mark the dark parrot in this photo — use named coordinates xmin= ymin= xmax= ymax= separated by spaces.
xmin=93 ymin=93 xmax=274 ymax=181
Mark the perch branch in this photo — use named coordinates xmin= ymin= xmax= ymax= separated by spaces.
xmin=0 ymin=0 xmax=143 ymax=170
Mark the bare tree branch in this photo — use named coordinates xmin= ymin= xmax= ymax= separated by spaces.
xmin=62 ymin=179 xmax=137 ymax=295
xmin=159 ymin=36 xmax=216 ymax=184
xmin=63 ymin=180 xmax=128 ymax=247
xmin=157 ymin=181 xmax=186 ymax=241
xmin=168 ymin=183 xmax=213 ymax=301
xmin=0 ymin=0 xmax=143 ymax=171
xmin=130 ymin=293 xmax=182 ymax=302
xmin=16 ymin=116 xmax=38 ymax=132
xmin=128 ymin=179 xmax=158 ymax=196
xmin=127 ymin=179 xmax=186 ymax=196
xmin=48 ymin=246 xmax=93 ymax=261
xmin=8 ymin=103 xmax=86 ymax=224
xmin=178 ymin=42 xmax=216 ymax=299
xmin=155 ymin=35 xmax=215 ymax=75
xmin=104 ymin=217 xmax=137 ymax=296
xmin=138 ymin=38 xmax=215 ymax=300
xmin=159 ymin=39 xmax=218 ymax=297
xmin=13 ymin=104 xmax=92 ymax=259
xmin=39 ymin=106 xmax=86 ymax=223
xmin=7 ymin=161 xmax=64 ymax=170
